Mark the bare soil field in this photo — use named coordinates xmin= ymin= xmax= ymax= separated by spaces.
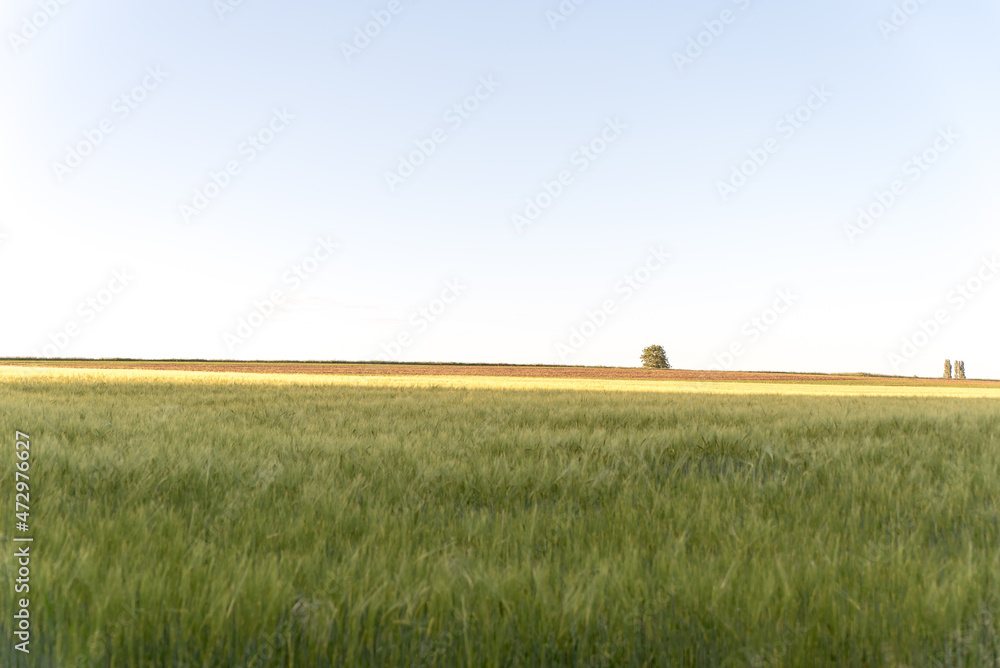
xmin=2 ymin=359 xmax=997 ymax=387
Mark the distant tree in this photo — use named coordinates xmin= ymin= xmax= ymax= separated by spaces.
xmin=640 ymin=345 xmax=671 ymax=369
xmin=943 ymin=359 xmax=952 ymax=379
xmin=957 ymin=361 xmax=967 ymax=380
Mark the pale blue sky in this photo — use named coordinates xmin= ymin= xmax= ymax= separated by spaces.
xmin=1 ymin=0 xmax=998 ymax=376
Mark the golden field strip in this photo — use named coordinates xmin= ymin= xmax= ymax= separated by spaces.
xmin=3 ymin=359 xmax=998 ymax=388
xmin=3 ymin=365 xmax=1000 ymax=399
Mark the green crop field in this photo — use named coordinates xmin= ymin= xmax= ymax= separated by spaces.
xmin=2 ymin=366 xmax=1000 ymax=666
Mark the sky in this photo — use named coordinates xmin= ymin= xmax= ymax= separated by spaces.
xmin=1 ymin=0 xmax=998 ymax=377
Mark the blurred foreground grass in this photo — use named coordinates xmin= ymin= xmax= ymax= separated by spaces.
xmin=1 ymin=367 xmax=999 ymax=666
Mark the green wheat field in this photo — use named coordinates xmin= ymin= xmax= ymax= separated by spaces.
xmin=2 ymin=366 xmax=1000 ymax=666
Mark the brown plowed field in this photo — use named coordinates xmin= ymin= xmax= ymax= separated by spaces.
xmin=2 ymin=360 xmax=997 ymax=387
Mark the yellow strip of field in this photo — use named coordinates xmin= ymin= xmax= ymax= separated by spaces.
xmin=4 ymin=365 xmax=1000 ymax=399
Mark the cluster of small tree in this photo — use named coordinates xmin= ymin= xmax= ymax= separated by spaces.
xmin=943 ymin=359 xmax=966 ymax=379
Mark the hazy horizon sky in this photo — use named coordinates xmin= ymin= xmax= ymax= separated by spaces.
xmin=2 ymin=0 xmax=998 ymax=377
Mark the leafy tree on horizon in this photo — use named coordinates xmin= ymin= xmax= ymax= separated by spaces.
xmin=943 ymin=359 xmax=952 ymax=379
xmin=641 ymin=345 xmax=671 ymax=370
